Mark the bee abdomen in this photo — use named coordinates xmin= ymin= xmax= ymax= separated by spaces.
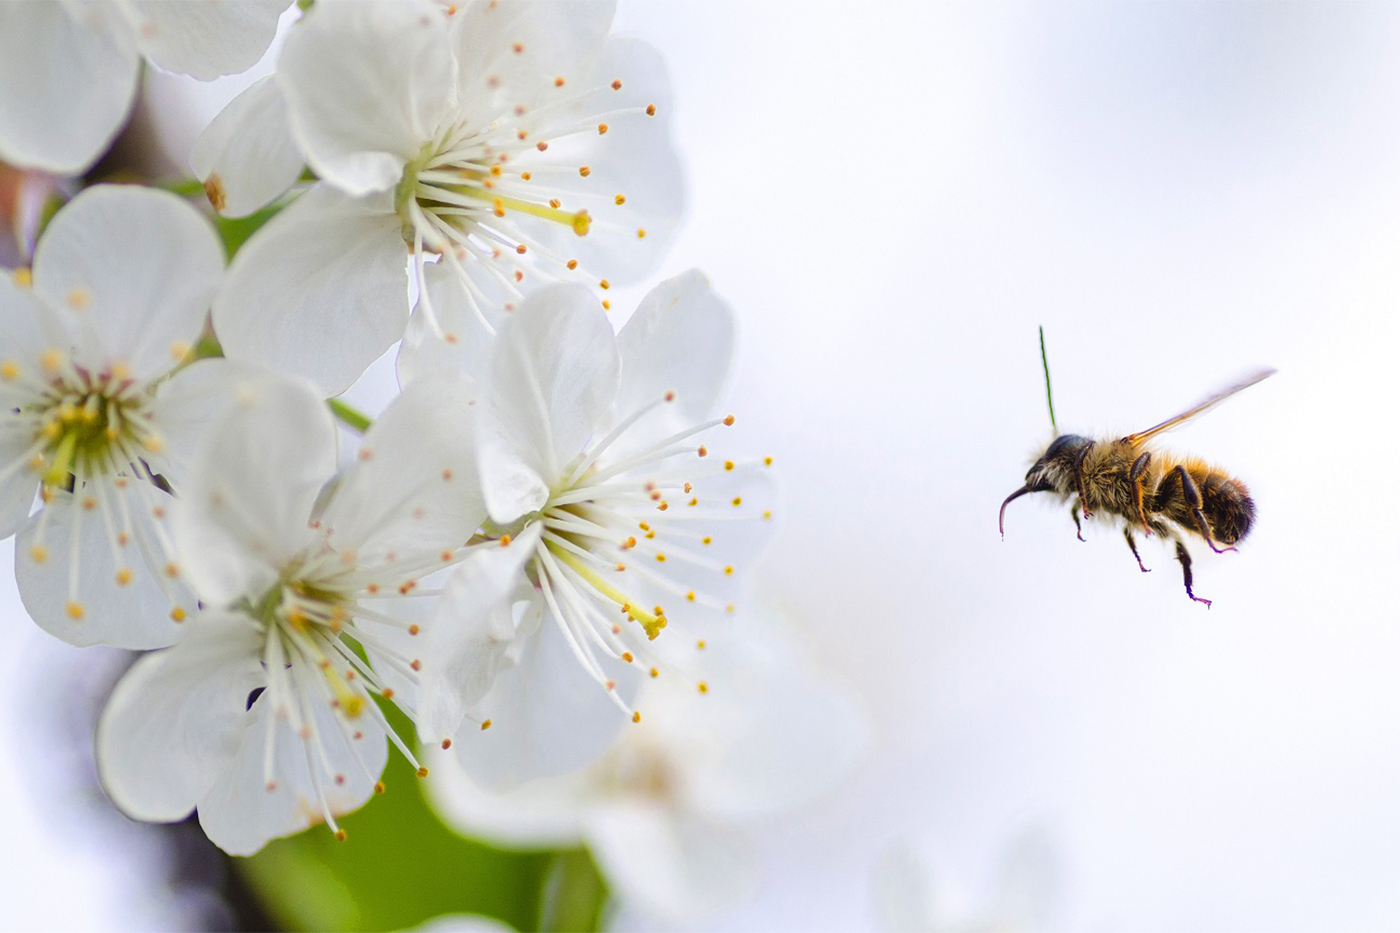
xmin=1199 ymin=473 xmax=1255 ymax=545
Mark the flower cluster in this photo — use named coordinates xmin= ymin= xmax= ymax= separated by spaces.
xmin=0 ymin=0 xmax=832 ymax=882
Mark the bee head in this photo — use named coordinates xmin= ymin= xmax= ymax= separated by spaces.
xmin=999 ymin=433 xmax=1090 ymax=537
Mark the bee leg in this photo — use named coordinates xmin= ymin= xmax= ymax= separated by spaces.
xmin=1072 ymin=440 xmax=1096 ymax=519
xmin=1123 ymin=527 xmax=1150 ymax=572
xmin=1070 ymin=502 xmax=1086 ymax=541
xmin=1129 ymin=452 xmax=1153 ymax=535
xmin=1174 ymin=538 xmax=1212 ymax=608
xmin=1171 ymin=465 xmax=1236 ymax=554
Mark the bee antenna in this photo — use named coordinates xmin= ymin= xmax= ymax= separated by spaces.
xmin=1039 ymin=325 xmax=1058 ymax=435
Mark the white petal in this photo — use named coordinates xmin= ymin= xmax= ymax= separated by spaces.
xmin=683 ymin=647 xmax=868 ymax=822
xmin=419 ymin=524 xmax=542 ymax=743
xmin=425 ymin=742 xmax=590 ymax=849
xmin=507 ymin=37 xmax=683 ymax=286
xmin=171 ymin=371 xmax=335 ymax=606
xmin=280 ymin=0 xmax=452 ymax=196
xmin=451 ymin=610 xmax=629 ymax=790
xmin=191 ymin=75 xmax=305 ymax=218
xmin=96 ymin=612 xmax=265 ymax=822
xmin=197 ymin=688 xmax=389 ymax=856
xmin=32 ymin=185 xmax=223 ymax=380
xmin=321 ymin=371 xmax=485 ymax=555
xmin=478 ymin=283 xmax=618 ymax=522
xmin=583 ymin=801 xmax=757 ymax=925
xmin=396 ymin=260 xmax=510 ymax=388
xmin=125 ymin=0 xmax=287 ymax=80
xmin=614 ymin=269 xmax=735 ymax=436
xmin=213 ymin=184 xmax=409 ymax=395
xmin=15 ymin=487 xmax=192 ymax=649
xmin=146 ymin=358 xmax=283 ymax=492
xmin=450 ymin=0 xmax=614 ymax=122
xmin=0 ymin=277 xmax=49 ymax=537
xmin=0 ymin=3 xmax=138 ymax=172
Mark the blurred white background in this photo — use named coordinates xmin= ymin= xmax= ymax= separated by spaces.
xmin=8 ymin=2 xmax=1400 ymax=930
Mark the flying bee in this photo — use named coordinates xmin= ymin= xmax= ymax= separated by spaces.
xmin=999 ymin=347 xmax=1274 ymax=608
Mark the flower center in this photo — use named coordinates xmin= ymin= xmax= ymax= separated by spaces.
xmin=9 ymin=353 xmax=159 ymax=489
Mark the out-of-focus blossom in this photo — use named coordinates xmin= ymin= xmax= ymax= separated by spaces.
xmin=0 ymin=185 xmax=230 ymax=648
xmin=96 ymin=370 xmax=485 ymax=854
xmin=0 ymin=162 xmax=64 ymax=266
xmin=873 ymin=830 xmax=1060 ymax=933
xmin=0 ymin=0 xmax=288 ymax=174
xmin=420 ymin=271 xmax=774 ymax=788
xmin=203 ymin=0 xmax=682 ymax=394
xmin=429 ymin=613 xmax=868 ymax=926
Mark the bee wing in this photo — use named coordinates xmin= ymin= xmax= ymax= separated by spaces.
xmin=1122 ymin=367 xmax=1276 ymax=446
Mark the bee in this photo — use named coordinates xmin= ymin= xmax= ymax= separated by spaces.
xmin=999 ymin=365 xmax=1274 ymax=608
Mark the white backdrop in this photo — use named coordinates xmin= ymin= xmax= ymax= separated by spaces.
xmin=6 ymin=3 xmax=1400 ymax=930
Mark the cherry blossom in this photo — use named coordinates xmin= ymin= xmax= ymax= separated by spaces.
xmin=97 ymin=369 xmax=485 ymax=854
xmin=204 ymin=0 xmax=682 ymax=393
xmin=0 ymin=0 xmax=288 ymax=174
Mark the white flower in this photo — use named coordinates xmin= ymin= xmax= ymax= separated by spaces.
xmin=0 ymin=0 xmax=288 ymax=174
xmin=422 ymin=271 xmax=775 ymax=788
xmin=428 ymin=614 xmax=868 ymax=926
xmin=0 ymin=184 xmax=228 ymax=648
xmin=96 ymin=370 xmax=486 ymax=855
xmin=205 ymin=0 xmax=683 ymax=394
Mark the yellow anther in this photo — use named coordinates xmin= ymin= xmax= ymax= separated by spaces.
xmin=724 ymin=460 xmax=735 ymax=471
xmin=646 ymin=104 xmax=657 ymax=116
xmin=12 ymin=268 xmax=32 ymax=287
xmin=637 ymin=228 xmax=647 ymax=238
xmin=599 ymin=278 xmax=610 ymax=289
xmin=579 ymin=166 xmax=591 ymax=177
xmin=724 ymin=565 xmax=735 ymax=575
xmin=204 ymin=175 xmax=227 ymax=212
xmin=481 ymin=719 xmax=492 ymax=730
xmin=0 ymin=360 xmax=18 ymax=380
xmin=66 ymin=601 xmax=84 ymax=620
xmin=614 ymin=194 xmax=626 ymax=205
xmin=66 ymin=287 xmax=91 ymax=309
xmin=39 ymin=349 xmax=62 ymax=373
xmin=649 ymin=667 xmax=659 ymax=678
xmin=374 ymin=781 xmax=386 ymax=794
xmin=29 ymin=545 xmax=48 ymax=563
xmin=632 ymin=711 xmax=641 ymax=723
xmin=696 ymin=639 xmax=706 ymax=649
xmin=115 ymin=568 xmax=132 ymax=586
xmin=697 ymin=681 xmax=709 ymax=694
xmin=170 ymin=606 xmax=186 ymax=622
xmin=417 ymin=766 xmax=429 ymax=778
xmin=702 ymin=536 xmax=712 ymax=545
xmin=764 ymin=456 xmax=774 ymax=466
xmin=598 ymin=123 xmax=609 ymax=134
xmin=732 ymin=496 xmax=743 ymax=506
xmin=764 ymin=510 xmax=773 ymax=519
xmin=686 ymin=591 xmax=696 ymax=602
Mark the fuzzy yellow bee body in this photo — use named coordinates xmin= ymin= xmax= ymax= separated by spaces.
xmin=999 ymin=369 xmax=1274 ymax=607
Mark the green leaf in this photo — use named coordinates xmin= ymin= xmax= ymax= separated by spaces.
xmin=236 ymin=729 xmax=571 ymax=931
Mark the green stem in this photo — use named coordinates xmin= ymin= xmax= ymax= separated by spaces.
xmin=538 ymin=849 xmax=609 ymax=933
xmin=328 ymin=398 xmax=373 ymax=434
xmin=159 ymin=177 xmax=208 ymax=199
